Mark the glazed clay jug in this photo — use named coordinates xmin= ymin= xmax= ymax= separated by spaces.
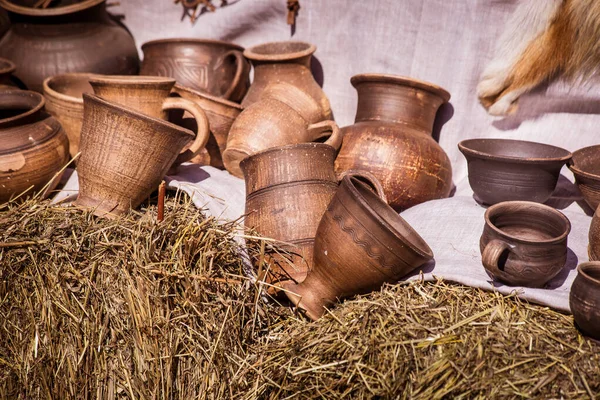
xmin=0 ymin=0 xmax=140 ymax=92
xmin=335 ymin=73 xmax=453 ymax=211
xmin=242 ymin=41 xmax=332 ymax=119
xmin=284 ymin=175 xmax=434 ymax=320
xmin=0 ymin=90 xmax=69 ymax=203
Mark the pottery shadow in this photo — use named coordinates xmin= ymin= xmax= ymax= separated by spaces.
xmin=171 ymin=163 xmax=211 ymax=183
xmin=403 ymin=259 xmax=436 ymax=280
xmin=543 ymin=174 xmax=584 ymax=210
xmin=492 ymin=84 xmax=600 ymax=131
xmin=432 ymin=102 xmax=454 ymax=143
xmin=311 ymin=56 xmax=325 ymax=88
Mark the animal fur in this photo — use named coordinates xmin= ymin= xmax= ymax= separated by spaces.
xmin=478 ymin=0 xmax=600 ymax=115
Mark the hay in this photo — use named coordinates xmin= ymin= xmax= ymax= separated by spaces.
xmin=1 ymin=193 xmax=599 ymax=399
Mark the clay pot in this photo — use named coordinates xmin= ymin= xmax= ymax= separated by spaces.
xmin=0 ymin=0 xmax=140 ymax=93
xmin=568 ymin=145 xmax=600 ymax=210
xmin=88 ymin=75 xmax=210 ymax=166
xmin=460 ymin=139 xmax=572 ymax=206
xmin=570 ymin=262 xmax=600 ymax=340
xmin=224 ymin=83 xmax=340 ymax=178
xmin=480 ymin=201 xmax=571 ymax=287
xmin=284 ymin=175 xmax=433 ymax=320
xmin=140 ymin=38 xmax=250 ymax=103
xmin=589 ymin=206 xmax=600 ymax=261
xmin=335 ymin=73 xmax=453 ymax=211
xmin=43 ymin=73 xmax=95 ymax=158
xmin=0 ymin=90 xmax=69 ymax=203
xmin=242 ymin=41 xmax=332 ymax=119
xmin=0 ymin=57 xmax=18 ymax=90
xmin=171 ymin=84 xmax=243 ymax=169
xmin=75 ymin=94 xmax=194 ymax=218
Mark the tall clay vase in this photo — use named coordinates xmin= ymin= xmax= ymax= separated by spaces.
xmin=570 ymin=262 xmax=600 ymax=340
xmin=140 ymin=38 xmax=250 ymax=103
xmin=0 ymin=0 xmax=140 ymax=93
xmin=284 ymin=175 xmax=434 ymax=320
xmin=335 ymin=73 xmax=453 ymax=211
xmin=0 ymin=90 xmax=69 ymax=203
xmin=75 ymin=94 xmax=194 ymax=218
xmin=242 ymin=41 xmax=332 ymax=120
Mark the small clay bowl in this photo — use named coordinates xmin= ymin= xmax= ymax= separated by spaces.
xmin=570 ymin=262 xmax=600 ymax=340
xmin=459 ymin=139 xmax=572 ymax=205
xmin=568 ymin=145 xmax=600 ymax=210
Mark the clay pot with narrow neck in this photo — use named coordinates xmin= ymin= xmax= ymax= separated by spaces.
xmin=570 ymin=262 xmax=600 ymax=340
xmin=335 ymin=73 xmax=453 ymax=211
xmin=0 ymin=0 xmax=140 ymax=93
xmin=140 ymin=38 xmax=250 ymax=103
xmin=284 ymin=175 xmax=433 ymax=320
xmin=0 ymin=90 xmax=69 ymax=203
xmin=242 ymin=41 xmax=332 ymax=120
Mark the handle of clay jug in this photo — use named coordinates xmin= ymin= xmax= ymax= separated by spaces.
xmin=307 ymin=120 xmax=342 ymax=150
xmin=481 ymin=239 xmax=512 ymax=276
xmin=338 ymin=170 xmax=388 ymax=203
xmin=218 ymin=50 xmax=250 ymax=102
xmin=162 ymin=97 xmax=211 ymax=165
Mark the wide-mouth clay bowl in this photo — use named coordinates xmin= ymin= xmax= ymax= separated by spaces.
xmin=459 ymin=139 xmax=572 ymax=205
xmin=568 ymin=145 xmax=600 ymax=211
xmin=570 ymin=262 xmax=600 ymax=340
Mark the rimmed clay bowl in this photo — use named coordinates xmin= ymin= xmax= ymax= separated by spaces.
xmin=568 ymin=145 xmax=600 ymax=210
xmin=570 ymin=262 xmax=600 ymax=340
xmin=458 ymin=138 xmax=572 ymax=205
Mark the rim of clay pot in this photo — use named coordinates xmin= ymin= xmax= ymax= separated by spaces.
xmin=568 ymin=145 xmax=600 ymax=180
xmin=173 ymin=84 xmax=243 ymax=110
xmin=0 ymin=57 xmax=15 ymax=76
xmin=458 ymin=138 xmax=572 ymax=165
xmin=577 ymin=262 xmax=600 ymax=286
xmin=344 ymin=175 xmax=434 ymax=259
xmin=239 ymin=142 xmax=336 ymax=171
xmin=484 ymin=201 xmax=571 ymax=245
xmin=244 ymin=41 xmax=316 ymax=62
xmin=0 ymin=89 xmax=44 ymax=125
xmin=43 ymin=73 xmax=98 ymax=105
xmin=351 ymin=73 xmax=451 ymax=103
xmin=82 ymin=93 xmax=195 ymax=138
xmin=88 ymin=75 xmax=176 ymax=90
xmin=0 ymin=0 xmax=104 ymax=16
xmin=141 ymin=38 xmax=244 ymax=52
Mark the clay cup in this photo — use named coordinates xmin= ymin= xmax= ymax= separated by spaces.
xmin=568 ymin=145 xmax=600 ymax=211
xmin=569 ymin=262 xmax=600 ymax=340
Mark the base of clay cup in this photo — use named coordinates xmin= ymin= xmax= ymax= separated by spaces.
xmin=74 ymin=194 xmax=127 ymax=219
xmin=282 ymin=281 xmax=331 ymax=320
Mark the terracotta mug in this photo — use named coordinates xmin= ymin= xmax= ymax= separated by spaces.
xmin=569 ymin=262 xmax=600 ymax=340
xmin=480 ymin=201 xmax=571 ymax=287
xmin=75 ymin=94 xmax=195 ymax=218
xmin=284 ymin=175 xmax=434 ymax=320
xmin=88 ymin=75 xmax=210 ymax=165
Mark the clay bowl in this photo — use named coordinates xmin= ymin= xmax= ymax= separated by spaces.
xmin=43 ymin=73 xmax=96 ymax=158
xmin=568 ymin=145 xmax=600 ymax=210
xmin=480 ymin=201 xmax=571 ymax=287
xmin=459 ymin=139 xmax=572 ymax=205
xmin=570 ymin=262 xmax=600 ymax=340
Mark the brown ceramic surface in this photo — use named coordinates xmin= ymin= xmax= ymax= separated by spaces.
xmin=0 ymin=57 xmax=17 ymax=90
xmin=89 ymin=75 xmax=210 ymax=165
xmin=224 ymin=83 xmax=340 ymax=177
xmin=0 ymin=90 xmax=69 ymax=202
xmin=0 ymin=0 xmax=139 ymax=93
xmin=171 ymin=84 xmax=243 ymax=169
xmin=335 ymin=73 xmax=453 ymax=211
xmin=480 ymin=201 xmax=571 ymax=287
xmin=569 ymin=262 xmax=600 ymax=340
xmin=589 ymin=206 xmax=600 ymax=261
xmin=43 ymin=73 xmax=95 ymax=158
xmin=75 ymin=94 xmax=194 ymax=218
xmin=284 ymin=175 xmax=433 ymax=320
xmin=140 ymin=38 xmax=250 ymax=103
xmin=568 ymin=145 xmax=600 ymax=210
xmin=460 ymin=139 xmax=572 ymax=205
xmin=242 ymin=41 xmax=332 ymax=120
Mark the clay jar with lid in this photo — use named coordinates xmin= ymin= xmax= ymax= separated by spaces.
xmin=335 ymin=73 xmax=453 ymax=211
xmin=0 ymin=0 xmax=140 ymax=93
xmin=242 ymin=41 xmax=332 ymax=120
xmin=0 ymin=90 xmax=69 ymax=202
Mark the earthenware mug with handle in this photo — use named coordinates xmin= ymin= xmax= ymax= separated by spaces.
xmin=89 ymin=75 xmax=210 ymax=165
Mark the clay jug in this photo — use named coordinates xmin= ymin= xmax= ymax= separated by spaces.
xmin=75 ymin=94 xmax=195 ymax=218
xmin=224 ymin=83 xmax=339 ymax=178
xmin=589 ymin=206 xmax=600 ymax=261
xmin=140 ymin=38 xmax=250 ymax=103
xmin=0 ymin=90 xmax=69 ymax=203
xmin=0 ymin=0 xmax=140 ymax=93
xmin=335 ymin=73 xmax=453 ymax=211
xmin=284 ymin=175 xmax=434 ymax=320
xmin=242 ymin=41 xmax=332 ymax=119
